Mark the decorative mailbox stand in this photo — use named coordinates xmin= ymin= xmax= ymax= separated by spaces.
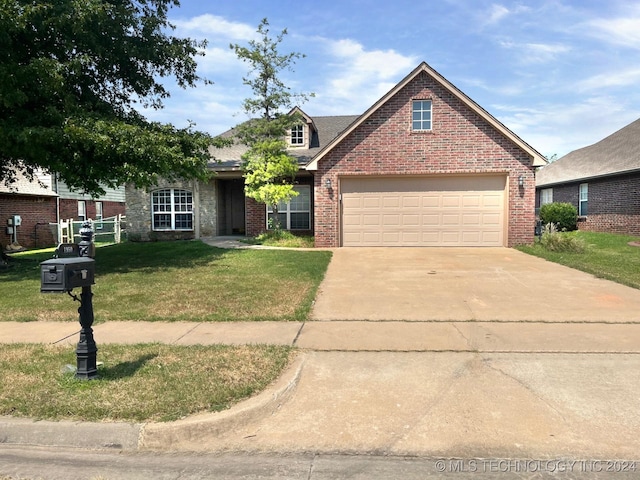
xmin=40 ymin=221 xmax=98 ymax=380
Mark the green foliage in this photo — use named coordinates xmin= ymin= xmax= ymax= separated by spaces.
xmin=248 ymin=231 xmax=315 ymax=248
xmin=539 ymin=202 xmax=578 ymax=231
xmin=539 ymin=223 xmax=586 ymax=253
xmin=230 ymin=18 xmax=313 ymax=121
xmin=0 ymin=0 xmax=227 ymax=195
xmin=230 ymin=18 xmax=313 ymax=226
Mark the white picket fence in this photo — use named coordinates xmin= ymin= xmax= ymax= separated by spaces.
xmin=52 ymin=214 xmax=125 ymax=244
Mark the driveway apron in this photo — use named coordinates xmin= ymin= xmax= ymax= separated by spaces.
xmin=310 ymin=247 xmax=640 ymax=322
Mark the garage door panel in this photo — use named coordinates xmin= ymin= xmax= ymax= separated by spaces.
xmin=341 ymin=176 xmax=505 ymax=247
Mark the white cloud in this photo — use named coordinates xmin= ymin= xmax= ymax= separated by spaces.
xmin=499 ymin=41 xmax=570 ymax=64
xmin=587 ymin=8 xmax=640 ymax=49
xmin=310 ymin=38 xmax=417 ymax=113
xmin=481 ymin=3 xmax=531 ymax=27
xmin=493 ymin=96 xmax=639 ymax=157
xmin=173 ymin=14 xmax=256 ymax=40
xmin=576 ymin=67 xmax=640 ymax=92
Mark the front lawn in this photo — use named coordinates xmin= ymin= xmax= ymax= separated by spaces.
xmin=0 ymin=241 xmax=332 ymax=322
xmin=517 ymin=231 xmax=640 ymax=289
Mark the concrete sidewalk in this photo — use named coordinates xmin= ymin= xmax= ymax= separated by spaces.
xmin=2 ymin=320 xmax=640 ymax=353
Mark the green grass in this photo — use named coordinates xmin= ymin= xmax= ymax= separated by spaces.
xmin=0 ymin=241 xmax=332 ymax=322
xmin=243 ymin=231 xmax=315 ymax=248
xmin=0 ymin=343 xmax=292 ymax=422
xmin=517 ymin=231 xmax=640 ymax=289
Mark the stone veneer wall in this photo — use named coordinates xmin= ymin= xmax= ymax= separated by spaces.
xmin=125 ymin=179 xmax=217 ymax=242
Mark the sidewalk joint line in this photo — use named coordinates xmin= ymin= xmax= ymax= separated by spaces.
xmin=51 ymin=330 xmax=81 ymax=345
xmin=172 ymin=323 xmax=203 ymax=344
xmin=292 ymin=322 xmax=306 ymax=346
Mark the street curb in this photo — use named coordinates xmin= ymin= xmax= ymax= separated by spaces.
xmin=0 ymin=352 xmax=306 ymax=451
xmin=138 ymin=352 xmax=306 ymax=450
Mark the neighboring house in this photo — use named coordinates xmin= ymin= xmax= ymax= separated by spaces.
xmin=1 ymin=170 xmax=126 ymax=249
xmin=536 ymin=118 xmax=640 ymax=236
xmin=51 ymin=176 xmax=126 ymax=226
xmin=0 ymin=171 xmax=58 ymax=249
xmin=126 ymin=62 xmax=546 ymax=247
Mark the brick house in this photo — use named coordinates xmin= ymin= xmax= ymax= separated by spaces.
xmin=536 ymin=118 xmax=640 ymax=236
xmin=1 ymin=170 xmax=126 ymax=250
xmin=0 ymin=171 xmax=58 ymax=250
xmin=126 ymin=62 xmax=546 ymax=247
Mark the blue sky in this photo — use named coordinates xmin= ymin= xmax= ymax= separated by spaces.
xmin=143 ymin=0 xmax=640 ymax=159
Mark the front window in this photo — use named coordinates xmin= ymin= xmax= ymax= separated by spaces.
xmin=267 ymin=186 xmax=311 ymax=230
xmin=77 ymin=201 xmax=86 ymax=221
xmin=579 ymin=183 xmax=588 ymax=216
xmin=540 ymin=188 xmax=553 ymax=206
xmin=412 ymin=100 xmax=432 ymax=131
xmin=152 ymin=188 xmax=193 ymax=231
xmin=95 ymin=201 xmax=103 ymax=230
xmin=290 ymin=124 xmax=304 ymax=145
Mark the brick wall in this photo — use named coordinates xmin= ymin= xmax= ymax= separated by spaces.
xmin=538 ymin=173 xmax=640 ymax=236
xmin=314 ymin=70 xmax=536 ymax=247
xmin=1 ymin=194 xmax=57 ymax=249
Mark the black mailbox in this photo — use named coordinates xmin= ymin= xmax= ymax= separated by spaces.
xmin=40 ymin=257 xmax=95 ymax=293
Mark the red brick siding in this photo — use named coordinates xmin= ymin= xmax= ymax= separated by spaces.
xmin=314 ymin=71 xmax=536 ymax=247
xmin=1 ymin=195 xmax=57 ymax=249
xmin=538 ymin=173 xmax=640 ymax=236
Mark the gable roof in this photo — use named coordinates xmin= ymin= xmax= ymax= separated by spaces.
xmin=536 ymin=117 xmax=640 ymax=187
xmin=210 ymin=114 xmax=359 ymax=171
xmin=306 ymin=61 xmax=547 ymax=170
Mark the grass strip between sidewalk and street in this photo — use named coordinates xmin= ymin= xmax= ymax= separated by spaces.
xmin=0 ymin=240 xmax=332 ymax=323
xmin=0 ymin=343 xmax=293 ymax=422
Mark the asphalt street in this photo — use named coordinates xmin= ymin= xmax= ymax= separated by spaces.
xmin=1 ymin=445 xmax=639 ymax=480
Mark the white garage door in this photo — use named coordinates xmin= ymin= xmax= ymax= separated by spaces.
xmin=341 ymin=176 xmax=506 ymax=247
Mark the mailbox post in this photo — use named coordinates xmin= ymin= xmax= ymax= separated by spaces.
xmin=40 ymin=221 xmax=98 ymax=380
xmin=75 ymin=221 xmax=97 ymax=380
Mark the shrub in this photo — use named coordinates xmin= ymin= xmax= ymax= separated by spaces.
xmin=539 ymin=223 xmax=586 ymax=253
xmin=539 ymin=202 xmax=578 ymax=231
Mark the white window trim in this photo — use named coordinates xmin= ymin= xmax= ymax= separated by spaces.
xmin=77 ymin=200 xmax=86 ymax=222
xmin=95 ymin=201 xmax=103 ymax=230
xmin=152 ymin=188 xmax=194 ymax=231
xmin=266 ymin=185 xmax=311 ymax=230
xmin=540 ymin=188 xmax=553 ymax=205
xmin=412 ymin=99 xmax=433 ymax=131
xmin=289 ymin=124 xmax=306 ymax=147
xmin=579 ymin=183 xmax=588 ymax=216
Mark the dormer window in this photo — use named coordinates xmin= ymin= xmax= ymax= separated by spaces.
xmin=290 ymin=124 xmax=305 ymax=146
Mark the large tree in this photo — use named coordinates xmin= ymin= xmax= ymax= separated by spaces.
xmin=230 ymin=18 xmax=313 ymax=230
xmin=0 ymin=0 xmax=226 ymax=196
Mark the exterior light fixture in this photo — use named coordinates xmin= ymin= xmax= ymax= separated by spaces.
xmin=325 ymin=178 xmax=332 ymax=189
xmin=518 ymin=175 xmax=524 ymax=187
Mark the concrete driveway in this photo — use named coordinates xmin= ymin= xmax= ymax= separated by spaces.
xmin=311 ymin=247 xmax=640 ymax=322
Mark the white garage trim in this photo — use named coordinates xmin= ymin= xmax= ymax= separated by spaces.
xmin=340 ymin=175 xmax=507 ymax=247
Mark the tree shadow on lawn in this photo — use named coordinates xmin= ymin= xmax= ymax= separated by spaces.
xmin=99 ymin=353 xmax=158 ymax=380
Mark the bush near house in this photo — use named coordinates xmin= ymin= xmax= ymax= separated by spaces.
xmin=539 ymin=202 xmax=578 ymax=231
